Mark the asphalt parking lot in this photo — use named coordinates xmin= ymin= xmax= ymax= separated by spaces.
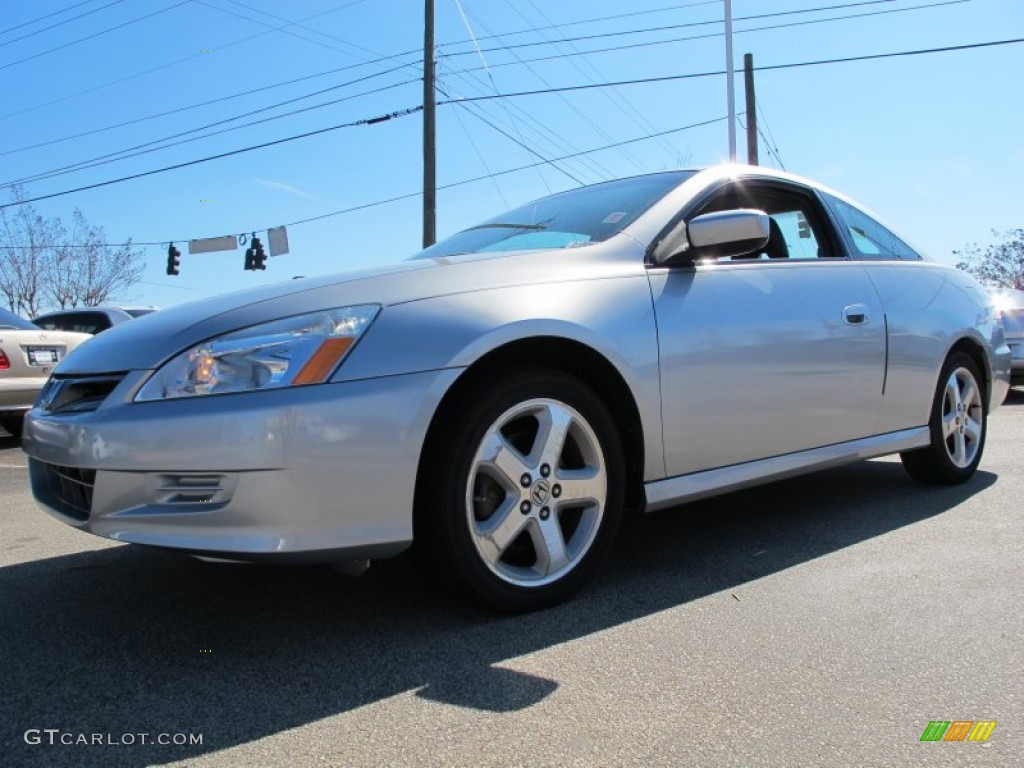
xmin=1 ymin=393 xmax=1021 ymax=768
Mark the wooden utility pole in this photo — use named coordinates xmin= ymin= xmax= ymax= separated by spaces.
xmin=423 ymin=0 xmax=436 ymax=248
xmin=744 ymin=53 xmax=758 ymax=165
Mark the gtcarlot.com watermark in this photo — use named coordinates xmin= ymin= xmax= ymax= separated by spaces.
xmin=24 ymin=729 xmax=203 ymax=747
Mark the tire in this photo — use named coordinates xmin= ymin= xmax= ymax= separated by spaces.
xmin=900 ymin=351 xmax=987 ymax=485
xmin=0 ymin=414 xmax=24 ymax=438
xmin=415 ymin=369 xmax=625 ymax=613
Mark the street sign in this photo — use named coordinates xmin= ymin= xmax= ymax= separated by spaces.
xmin=267 ymin=226 xmax=289 ymax=257
xmin=188 ymin=236 xmax=238 ymax=255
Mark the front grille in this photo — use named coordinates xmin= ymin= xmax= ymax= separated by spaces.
xmin=38 ymin=373 xmax=126 ymax=414
xmin=45 ymin=463 xmax=95 ymax=521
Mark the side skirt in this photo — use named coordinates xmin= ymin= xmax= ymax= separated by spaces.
xmin=644 ymin=426 xmax=930 ymax=512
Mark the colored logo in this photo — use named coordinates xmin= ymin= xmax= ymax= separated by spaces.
xmin=920 ymin=721 xmax=996 ymax=742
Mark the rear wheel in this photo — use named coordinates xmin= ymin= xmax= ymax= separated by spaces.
xmin=416 ymin=370 xmax=625 ymax=613
xmin=900 ymin=351 xmax=986 ymax=484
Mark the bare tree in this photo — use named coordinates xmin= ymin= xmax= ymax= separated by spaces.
xmin=46 ymin=210 xmax=144 ymax=309
xmin=0 ymin=188 xmax=59 ymax=316
xmin=955 ymin=229 xmax=1024 ymax=290
xmin=0 ymin=187 xmax=144 ymax=316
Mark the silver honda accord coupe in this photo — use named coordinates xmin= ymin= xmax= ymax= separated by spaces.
xmin=23 ymin=165 xmax=1011 ymax=612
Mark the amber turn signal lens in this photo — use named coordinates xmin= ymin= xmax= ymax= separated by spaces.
xmin=292 ymin=337 xmax=354 ymax=385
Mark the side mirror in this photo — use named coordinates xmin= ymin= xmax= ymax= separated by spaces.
xmin=654 ymin=209 xmax=771 ymax=265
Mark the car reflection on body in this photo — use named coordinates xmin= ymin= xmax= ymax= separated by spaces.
xmin=22 ymin=165 xmax=1011 ymax=612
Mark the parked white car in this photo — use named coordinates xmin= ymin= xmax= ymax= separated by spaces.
xmin=0 ymin=307 xmax=92 ymax=437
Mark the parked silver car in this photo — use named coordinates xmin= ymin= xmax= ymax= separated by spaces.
xmin=995 ymin=289 xmax=1024 ymax=384
xmin=23 ymin=166 xmax=1011 ymax=611
xmin=0 ymin=308 xmax=92 ymax=437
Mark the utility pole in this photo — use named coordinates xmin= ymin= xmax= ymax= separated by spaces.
xmin=724 ymin=0 xmax=736 ymax=161
xmin=744 ymin=53 xmax=758 ymax=166
xmin=422 ymin=0 xmax=436 ymax=248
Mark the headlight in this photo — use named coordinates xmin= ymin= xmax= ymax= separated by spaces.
xmin=135 ymin=305 xmax=379 ymax=401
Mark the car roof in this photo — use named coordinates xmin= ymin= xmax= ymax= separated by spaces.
xmin=34 ymin=306 xmax=133 ymax=318
xmin=0 ymin=307 xmax=39 ymax=330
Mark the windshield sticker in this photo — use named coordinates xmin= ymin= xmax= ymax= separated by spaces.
xmin=603 ymin=212 xmax=627 ymax=224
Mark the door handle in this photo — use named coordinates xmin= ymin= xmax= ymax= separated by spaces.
xmin=843 ymin=303 xmax=869 ymax=325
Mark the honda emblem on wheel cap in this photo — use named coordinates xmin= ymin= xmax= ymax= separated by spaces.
xmin=530 ymin=479 xmax=551 ymax=505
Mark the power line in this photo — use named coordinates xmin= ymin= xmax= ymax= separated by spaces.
xmin=0 ymin=0 xmax=937 ymax=162
xmin=286 ymin=116 xmax=728 ymax=229
xmin=0 ymin=0 xmax=194 ymax=72
xmin=1 ymin=55 xmax=422 ymax=158
xmin=444 ymin=0 xmax=971 ymax=76
xmin=439 ymin=60 xmax=616 ymax=183
xmin=197 ymin=0 xmax=379 ymax=61
xmin=0 ymin=0 xmax=101 ymax=37
xmin=441 ymin=36 xmax=1023 ymax=105
xmin=0 ymin=106 xmax=424 ymax=211
xmin=0 ymin=1 xmax=716 ymax=152
xmin=451 ymin=0 xmax=555 ymax=192
xmin=446 ymin=95 xmax=510 ymax=209
xmin=218 ymin=0 xmax=384 ymax=61
xmin=0 ymin=0 xmax=128 ymax=49
xmin=2 ymin=70 xmax=421 ymax=189
xmin=438 ymin=81 xmax=584 ymax=186
xmin=0 ymin=0 xmax=376 ymax=121
xmin=1 ymin=116 xmax=729 ymax=246
xmin=441 ymin=0 xmax=917 ymax=58
xmin=452 ymin=1 xmax=723 ymax=45
xmin=2 ymin=36 xmax=1020 ymax=212
xmin=454 ymin=2 xmax=648 ymax=173
xmin=0 ymin=0 xmax=918 ymax=140
xmin=755 ymin=102 xmax=787 ymax=171
xmin=506 ymin=0 xmax=680 ymax=163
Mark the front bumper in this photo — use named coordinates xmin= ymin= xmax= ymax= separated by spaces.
xmin=23 ymin=368 xmax=461 ymax=561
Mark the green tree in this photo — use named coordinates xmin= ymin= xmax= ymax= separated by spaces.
xmin=955 ymin=229 xmax=1024 ymax=290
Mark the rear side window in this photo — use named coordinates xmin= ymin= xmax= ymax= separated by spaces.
xmin=824 ymin=193 xmax=920 ymax=260
xmin=34 ymin=312 xmax=110 ymax=334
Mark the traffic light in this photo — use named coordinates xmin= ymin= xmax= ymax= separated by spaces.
xmin=244 ymin=235 xmax=266 ymax=271
xmin=252 ymin=236 xmax=266 ymax=270
xmin=166 ymin=243 xmax=180 ymax=276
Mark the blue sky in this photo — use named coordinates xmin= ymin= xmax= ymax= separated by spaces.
xmin=0 ymin=0 xmax=1021 ymax=310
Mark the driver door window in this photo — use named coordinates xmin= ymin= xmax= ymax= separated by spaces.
xmin=695 ymin=184 xmax=834 ymax=261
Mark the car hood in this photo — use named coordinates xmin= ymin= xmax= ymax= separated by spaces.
xmin=55 ymin=239 xmax=644 ymax=374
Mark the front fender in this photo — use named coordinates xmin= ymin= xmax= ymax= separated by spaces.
xmin=334 ymin=275 xmax=664 ymax=479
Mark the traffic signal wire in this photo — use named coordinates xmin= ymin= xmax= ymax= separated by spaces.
xmin=1 ymin=36 xmax=1021 ymax=213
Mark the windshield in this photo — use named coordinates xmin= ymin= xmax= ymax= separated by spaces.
xmin=0 ymin=307 xmax=39 ymax=330
xmin=412 ymin=171 xmax=694 ymax=260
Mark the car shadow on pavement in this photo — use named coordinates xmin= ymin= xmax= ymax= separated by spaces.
xmin=1000 ymin=386 xmax=1024 ymax=406
xmin=0 ymin=459 xmax=996 ymax=766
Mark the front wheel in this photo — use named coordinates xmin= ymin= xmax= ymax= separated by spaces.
xmin=900 ymin=351 xmax=987 ymax=484
xmin=416 ymin=370 xmax=625 ymax=613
